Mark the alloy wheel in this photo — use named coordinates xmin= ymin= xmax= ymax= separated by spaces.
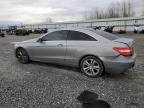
xmin=80 ymin=56 xmax=104 ymax=77
xmin=16 ymin=48 xmax=29 ymax=63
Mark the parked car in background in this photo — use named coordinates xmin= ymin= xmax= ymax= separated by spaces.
xmin=0 ymin=32 xmax=5 ymax=37
xmin=0 ymin=30 xmax=5 ymax=37
xmin=14 ymin=28 xmax=136 ymax=78
xmin=117 ymin=30 xmax=126 ymax=34
xmin=16 ymin=29 xmax=30 ymax=36
xmin=7 ymin=26 xmax=17 ymax=35
xmin=139 ymin=29 xmax=144 ymax=34
xmin=104 ymin=26 xmax=115 ymax=33
xmin=33 ymin=28 xmax=48 ymax=34
xmin=93 ymin=26 xmax=101 ymax=30
xmin=28 ymin=30 xmax=33 ymax=34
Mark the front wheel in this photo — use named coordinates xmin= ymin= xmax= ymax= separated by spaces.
xmin=16 ymin=48 xmax=29 ymax=64
xmin=80 ymin=56 xmax=104 ymax=78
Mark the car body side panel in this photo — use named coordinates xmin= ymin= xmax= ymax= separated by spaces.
xmin=16 ymin=40 xmax=67 ymax=64
xmin=30 ymin=41 xmax=66 ymax=64
xmin=65 ymin=41 xmax=123 ymax=67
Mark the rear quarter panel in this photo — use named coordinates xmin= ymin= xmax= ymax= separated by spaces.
xmin=65 ymin=40 xmax=126 ymax=67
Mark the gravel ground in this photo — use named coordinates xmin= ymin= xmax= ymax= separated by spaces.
xmin=0 ymin=33 xmax=144 ymax=108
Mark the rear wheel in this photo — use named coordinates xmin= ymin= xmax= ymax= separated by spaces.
xmin=80 ymin=56 xmax=104 ymax=78
xmin=16 ymin=48 xmax=29 ymax=64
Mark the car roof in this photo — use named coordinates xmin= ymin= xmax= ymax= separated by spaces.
xmin=45 ymin=28 xmax=110 ymax=42
xmin=49 ymin=28 xmax=96 ymax=35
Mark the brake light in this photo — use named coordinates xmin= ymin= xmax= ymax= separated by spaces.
xmin=113 ymin=47 xmax=133 ymax=56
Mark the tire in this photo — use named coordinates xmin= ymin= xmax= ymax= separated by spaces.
xmin=16 ymin=48 xmax=29 ymax=64
xmin=80 ymin=56 xmax=104 ymax=78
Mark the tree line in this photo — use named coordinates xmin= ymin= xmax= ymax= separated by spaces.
xmin=84 ymin=0 xmax=135 ymax=20
xmin=44 ymin=0 xmax=144 ymax=23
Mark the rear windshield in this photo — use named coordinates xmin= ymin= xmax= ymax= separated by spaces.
xmin=89 ymin=29 xmax=119 ymax=40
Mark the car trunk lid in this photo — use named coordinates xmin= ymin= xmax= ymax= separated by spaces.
xmin=113 ymin=38 xmax=135 ymax=47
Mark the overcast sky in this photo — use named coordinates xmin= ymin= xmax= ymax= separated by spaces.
xmin=0 ymin=0 xmax=143 ymax=25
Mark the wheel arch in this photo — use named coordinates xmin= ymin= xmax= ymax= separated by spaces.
xmin=78 ymin=54 xmax=105 ymax=71
xmin=15 ymin=47 xmax=29 ymax=58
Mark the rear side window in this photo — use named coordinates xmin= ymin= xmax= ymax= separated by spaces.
xmin=42 ymin=30 xmax=68 ymax=41
xmin=68 ymin=31 xmax=96 ymax=41
xmin=90 ymin=29 xmax=119 ymax=40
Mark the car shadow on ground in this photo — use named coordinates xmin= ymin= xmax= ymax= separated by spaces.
xmin=26 ymin=61 xmax=133 ymax=79
xmin=30 ymin=61 xmax=80 ymax=73
xmin=103 ymin=69 xmax=134 ymax=80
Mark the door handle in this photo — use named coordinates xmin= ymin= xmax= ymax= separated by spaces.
xmin=57 ymin=44 xmax=63 ymax=47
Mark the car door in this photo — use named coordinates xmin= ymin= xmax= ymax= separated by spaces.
xmin=65 ymin=30 xmax=97 ymax=66
xmin=29 ymin=30 xmax=69 ymax=64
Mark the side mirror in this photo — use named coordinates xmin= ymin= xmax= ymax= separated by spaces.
xmin=37 ymin=38 xmax=43 ymax=43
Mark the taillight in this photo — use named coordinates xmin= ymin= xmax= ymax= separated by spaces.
xmin=113 ymin=47 xmax=133 ymax=56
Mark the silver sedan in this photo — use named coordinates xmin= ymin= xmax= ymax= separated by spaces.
xmin=14 ymin=28 xmax=136 ymax=77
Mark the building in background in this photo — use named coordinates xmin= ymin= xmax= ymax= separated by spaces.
xmin=13 ymin=17 xmax=144 ymax=32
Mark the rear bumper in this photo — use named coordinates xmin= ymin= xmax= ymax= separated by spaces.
xmin=100 ymin=53 xmax=136 ymax=74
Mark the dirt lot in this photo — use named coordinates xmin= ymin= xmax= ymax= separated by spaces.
xmin=0 ymin=33 xmax=144 ymax=108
